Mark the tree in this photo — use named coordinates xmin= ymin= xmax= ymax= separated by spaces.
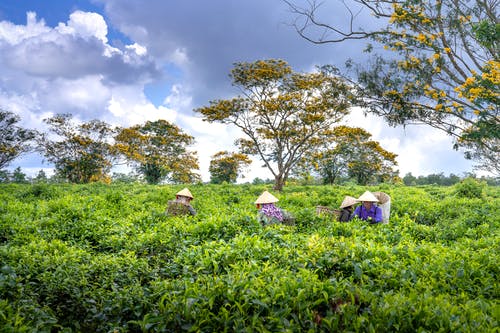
xmin=33 ymin=169 xmax=48 ymax=183
xmin=195 ymin=59 xmax=353 ymax=190
xmin=300 ymin=126 xmax=398 ymax=185
xmin=209 ymin=151 xmax=252 ymax=184
xmin=111 ymin=172 xmax=140 ymax=184
xmin=39 ymin=114 xmax=117 ymax=183
xmin=0 ymin=110 xmax=38 ymax=169
xmin=285 ymin=0 xmax=499 ymax=175
xmin=0 ymin=170 xmax=9 ymax=183
xmin=115 ymin=119 xmax=200 ymax=184
xmin=403 ymin=172 xmax=417 ymax=186
xmin=11 ymin=167 xmax=28 ymax=183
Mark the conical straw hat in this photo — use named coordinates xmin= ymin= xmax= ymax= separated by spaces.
xmin=176 ymin=188 xmax=193 ymax=199
xmin=339 ymin=195 xmax=358 ymax=209
xmin=255 ymin=190 xmax=279 ymax=204
xmin=357 ymin=191 xmax=378 ymax=202
xmin=373 ymin=191 xmax=390 ymax=204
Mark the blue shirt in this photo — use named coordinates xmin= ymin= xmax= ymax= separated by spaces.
xmin=354 ymin=204 xmax=382 ymax=223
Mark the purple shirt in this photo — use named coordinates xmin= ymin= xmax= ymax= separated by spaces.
xmin=354 ymin=204 xmax=382 ymax=223
xmin=260 ymin=203 xmax=284 ymax=222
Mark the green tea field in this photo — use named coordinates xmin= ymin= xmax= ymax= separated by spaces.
xmin=1 ymin=182 xmax=498 ymax=332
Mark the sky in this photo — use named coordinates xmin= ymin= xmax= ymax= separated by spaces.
xmin=0 ymin=0 xmax=480 ymax=182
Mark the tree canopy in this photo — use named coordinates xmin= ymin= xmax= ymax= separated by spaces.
xmin=209 ymin=151 xmax=252 ymax=184
xmin=38 ymin=114 xmax=117 ymax=183
xmin=195 ymin=59 xmax=353 ymax=190
xmin=115 ymin=119 xmax=200 ymax=184
xmin=298 ymin=126 xmax=398 ymax=185
xmin=0 ymin=110 xmax=38 ymax=169
xmin=285 ymin=0 xmax=499 ymax=175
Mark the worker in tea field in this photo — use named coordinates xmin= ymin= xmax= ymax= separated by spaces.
xmin=353 ymin=191 xmax=382 ymax=224
xmin=165 ymin=188 xmax=197 ymax=216
xmin=255 ymin=190 xmax=294 ymax=226
xmin=338 ymin=195 xmax=358 ymax=222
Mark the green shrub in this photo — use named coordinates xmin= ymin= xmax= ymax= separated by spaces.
xmin=454 ymin=177 xmax=486 ymax=198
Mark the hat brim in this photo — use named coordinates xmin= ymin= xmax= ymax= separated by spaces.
xmin=255 ymin=191 xmax=279 ymax=204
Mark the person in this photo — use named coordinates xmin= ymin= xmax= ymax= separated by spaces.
xmin=166 ymin=188 xmax=197 ymax=216
xmin=353 ymin=191 xmax=382 ymax=224
xmin=338 ymin=195 xmax=358 ymax=222
xmin=255 ymin=190 xmax=294 ymax=226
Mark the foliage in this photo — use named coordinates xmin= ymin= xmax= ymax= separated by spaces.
xmin=38 ymin=114 xmax=117 ymax=183
xmin=0 ymin=183 xmax=498 ymax=331
xmin=299 ymin=126 xmax=398 ymax=185
xmin=115 ymin=119 xmax=200 ymax=184
xmin=0 ymin=167 xmax=30 ymax=184
xmin=195 ymin=59 xmax=353 ymax=190
xmin=454 ymin=177 xmax=486 ymax=198
xmin=11 ymin=167 xmax=29 ymax=183
xmin=404 ymin=172 xmax=461 ymax=186
xmin=0 ymin=109 xmax=38 ymax=169
xmin=285 ymin=0 xmax=499 ymax=175
xmin=209 ymin=151 xmax=252 ymax=184
xmin=111 ymin=172 xmax=141 ymax=184
xmin=32 ymin=169 xmax=48 ymax=183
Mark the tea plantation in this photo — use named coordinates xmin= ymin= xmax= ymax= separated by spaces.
xmin=0 ymin=182 xmax=498 ymax=332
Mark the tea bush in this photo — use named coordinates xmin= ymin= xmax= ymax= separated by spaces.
xmin=0 ymin=183 xmax=498 ymax=332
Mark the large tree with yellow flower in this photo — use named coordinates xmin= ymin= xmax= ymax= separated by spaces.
xmin=195 ymin=59 xmax=353 ymax=190
xmin=285 ymin=0 xmax=499 ymax=174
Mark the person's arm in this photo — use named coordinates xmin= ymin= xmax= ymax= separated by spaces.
xmin=188 ymin=205 xmax=197 ymax=216
xmin=374 ymin=206 xmax=383 ymax=223
xmin=353 ymin=206 xmax=361 ymax=218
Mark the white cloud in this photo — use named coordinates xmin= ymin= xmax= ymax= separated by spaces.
xmin=106 ymin=90 xmax=177 ymax=126
xmin=1 ymin=10 xmax=159 ymax=83
xmin=0 ymin=12 xmax=49 ymax=44
xmin=57 ymin=10 xmax=108 ymax=43
xmin=126 ymin=42 xmax=147 ymax=56
xmin=43 ymin=76 xmax=111 ymax=116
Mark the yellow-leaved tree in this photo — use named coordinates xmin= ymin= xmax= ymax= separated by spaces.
xmin=195 ymin=59 xmax=353 ymax=191
xmin=297 ymin=126 xmax=399 ymax=184
xmin=209 ymin=151 xmax=252 ymax=184
xmin=115 ymin=119 xmax=200 ymax=184
xmin=285 ymin=0 xmax=499 ymax=175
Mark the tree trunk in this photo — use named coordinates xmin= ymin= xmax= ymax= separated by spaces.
xmin=273 ymin=175 xmax=285 ymax=191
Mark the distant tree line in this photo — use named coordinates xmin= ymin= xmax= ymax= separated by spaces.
xmin=2 ymin=167 xmax=497 ymax=187
xmin=402 ymin=172 xmax=498 ymax=187
xmin=0 ymin=168 xmax=143 ymax=184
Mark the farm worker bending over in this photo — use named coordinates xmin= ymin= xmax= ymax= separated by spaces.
xmin=166 ymin=188 xmax=197 ymax=216
xmin=338 ymin=195 xmax=358 ymax=222
xmin=353 ymin=191 xmax=382 ymax=224
xmin=255 ymin=190 xmax=294 ymax=226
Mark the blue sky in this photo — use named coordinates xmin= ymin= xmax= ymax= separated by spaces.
xmin=0 ymin=0 xmax=479 ymax=181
